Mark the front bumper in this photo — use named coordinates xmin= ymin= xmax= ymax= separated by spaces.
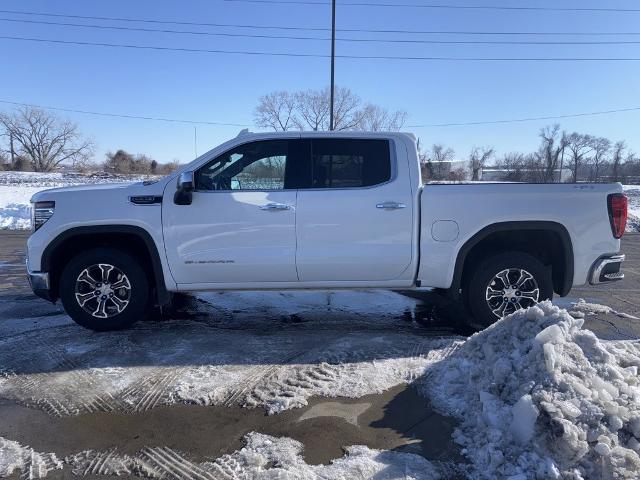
xmin=589 ymin=254 xmax=625 ymax=285
xmin=27 ymin=262 xmax=54 ymax=302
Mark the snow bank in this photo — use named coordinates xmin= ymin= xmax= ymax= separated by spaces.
xmin=0 ymin=186 xmax=41 ymax=230
xmin=422 ymin=301 xmax=640 ymax=479
xmin=0 ymin=436 xmax=62 ymax=479
xmin=0 ymin=171 xmax=161 ymax=230
xmin=67 ymin=432 xmax=440 ymax=479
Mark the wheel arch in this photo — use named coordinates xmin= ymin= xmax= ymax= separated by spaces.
xmin=451 ymin=221 xmax=574 ymax=299
xmin=42 ymin=225 xmax=170 ymax=306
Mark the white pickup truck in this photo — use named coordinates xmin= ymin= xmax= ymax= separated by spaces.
xmin=27 ymin=131 xmax=628 ymax=331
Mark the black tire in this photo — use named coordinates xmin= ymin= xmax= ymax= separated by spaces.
xmin=59 ymin=247 xmax=150 ymax=331
xmin=464 ymin=251 xmax=553 ymax=329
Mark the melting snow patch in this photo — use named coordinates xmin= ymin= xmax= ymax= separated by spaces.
xmin=422 ymin=301 xmax=640 ymax=479
xmin=570 ymin=299 xmax=639 ymax=320
xmin=66 ymin=432 xmax=441 ymax=479
xmin=0 ymin=437 xmax=62 ymax=479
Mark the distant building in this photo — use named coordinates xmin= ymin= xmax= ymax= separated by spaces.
xmin=479 ymin=167 xmax=572 ymax=183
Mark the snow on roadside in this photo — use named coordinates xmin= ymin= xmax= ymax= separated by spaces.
xmin=0 ymin=186 xmax=41 ymax=229
xmin=570 ymin=298 xmax=639 ymax=320
xmin=0 ymin=171 xmax=160 ymax=230
xmin=623 ymin=185 xmax=640 ymax=233
xmin=0 ymin=436 xmax=62 ymax=479
xmin=422 ymin=301 xmax=640 ymax=479
xmin=66 ymin=432 xmax=440 ymax=480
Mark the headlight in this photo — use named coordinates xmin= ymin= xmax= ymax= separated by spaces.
xmin=32 ymin=201 xmax=55 ymax=231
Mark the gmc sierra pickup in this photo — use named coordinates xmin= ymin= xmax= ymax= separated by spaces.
xmin=27 ymin=131 xmax=628 ymax=331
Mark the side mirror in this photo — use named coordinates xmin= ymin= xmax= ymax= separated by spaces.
xmin=177 ymin=171 xmax=195 ymax=192
xmin=174 ymin=171 xmax=194 ymax=205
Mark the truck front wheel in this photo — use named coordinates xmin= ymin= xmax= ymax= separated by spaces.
xmin=465 ymin=251 xmax=553 ymax=328
xmin=59 ymin=247 xmax=150 ymax=331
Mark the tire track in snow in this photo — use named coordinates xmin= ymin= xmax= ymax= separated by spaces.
xmin=1 ymin=333 xmax=123 ymax=416
xmin=222 ymin=350 xmax=307 ymax=407
xmin=137 ymin=447 xmax=219 ymax=480
xmin=120 ymin=368 xmax=187 ymax=413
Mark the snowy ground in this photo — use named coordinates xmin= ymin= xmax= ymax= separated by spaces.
xmin=0 ymin=291 xmax=460 ymax=417
xmin=0 ymin=171 xmax=160 ymax=230
xmin=1 ymin=290 xmax=639 ymax=479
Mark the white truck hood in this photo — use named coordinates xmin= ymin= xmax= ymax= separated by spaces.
xmin=30 ymin=180 xmax=167 ymax=203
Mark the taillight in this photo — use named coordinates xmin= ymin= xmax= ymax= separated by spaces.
xmin=607 ymin=193 xmax=628 ymax=239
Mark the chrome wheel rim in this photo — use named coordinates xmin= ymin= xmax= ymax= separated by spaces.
xmin=74 ymin=264 xmax=131 ymax=318
xmin=485 ymin=268 xmax=539 ymax=318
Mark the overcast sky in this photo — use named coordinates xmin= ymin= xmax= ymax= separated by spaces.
xmin=1 ymin=0 xmax=639 ymax=163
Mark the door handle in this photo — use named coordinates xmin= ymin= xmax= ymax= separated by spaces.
xmin=376 ymin=202 xmax=407 ymax=210
xmin=260 ymin=203 xmax=291 ymax=211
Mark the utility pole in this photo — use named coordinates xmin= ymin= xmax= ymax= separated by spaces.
xmin=194 ymin=126 xmax=198 ymax=158
xmin=329 ymin=0 xmax=336 ymax=131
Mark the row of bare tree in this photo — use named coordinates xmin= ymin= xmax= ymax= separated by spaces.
xmin=0 ymin=107 xmax=178 ymax=174
xmin=254 ymin=87 xmax=407 ymax=132
xmin=2 ymin=102 xmax=638 ymax=183
xmin=421 ymin=125 xmax=640 ymax=183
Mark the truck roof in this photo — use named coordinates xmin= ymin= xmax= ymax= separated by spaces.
xmin=233 ymin=129 xmax=417 ymax=143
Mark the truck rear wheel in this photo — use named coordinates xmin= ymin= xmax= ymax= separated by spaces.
xmin=465 ymin=251 xmax=553 ymax=328
xmin=59 ymin=247 xmax=150 ymax=331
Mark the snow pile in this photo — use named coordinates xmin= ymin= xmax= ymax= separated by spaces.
xmin=67 ymin=433 xmax=440 ymax=479
xmin=0 ymin=436 xmax=62 ymax=479
xmin=422 ymin=301 xmax=640 ymax=479
xmin=0 ymin=185 xmax=40 ymax=230
xmin=0 ymin=202 xmax=31 ymax=229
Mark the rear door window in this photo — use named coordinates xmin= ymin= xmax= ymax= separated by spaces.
xmin=309 ymin=139 xmax=392 ymax=189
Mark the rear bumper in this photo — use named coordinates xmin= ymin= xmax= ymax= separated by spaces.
xmin=589 ymin=254 xmax=625 ymax=285
xmin=26 ymin=261 xmax=54 ymax=302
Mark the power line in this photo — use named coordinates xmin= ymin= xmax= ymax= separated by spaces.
xmin=0 ymin=100 xmax=251 ymax=127
xmin=223 ymin=0 xmax=640 ymax=12
xmin=2 ymin=99 xmax=639 ymax=130
xmin=0 ymin=18 xmax=325 ymax=42
xmin=2 ymin=9 xmax=640 ymax=36
xmin=408 ymin=107 xmax=640 ymax=128
xmin=4 ymin=35 xmax=640 ymax=61
xmin=0 ymin=9 xmax=331 ymax=32
xmin=5 ymin=18 xmax=640 ymax=45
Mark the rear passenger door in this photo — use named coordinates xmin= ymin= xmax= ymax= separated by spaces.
xmin=295 ymin=137 xmax=414 ymax=282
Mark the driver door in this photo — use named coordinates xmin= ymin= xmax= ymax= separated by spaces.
xmin=163 ymin=138 xmax=301 ymax=285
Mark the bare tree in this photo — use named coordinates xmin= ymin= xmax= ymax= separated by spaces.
xmin=424 ymin=144 xmax=456 ymax=180
xmin=495 ymin=153 xmax=527 ymax=182
xmin=254 ymin=86 xmax=406 ymax=132
xmin=358 ymin=104 xmax=407 ymax=132
xmin=253 ymin=91 xmax=297 ymax=131
xmin=566 ymin=132 xmax=593 ymax=182
xmin=104 ymin=150 xmax=161 ymax=174
xmin=0 ymin=107 xmax=93 ymax=172
xmin=331 ymin=87 xmax=364 ymax=130
xmin=536 ymin=125 xmax=567 ymax=182
xmin=468 ymin=146 xmax=494 ymax=181
xmin=611 ymin=141 xmax=626 ymax=182
xmin=589 ymin=137 xmax=611 ymax=182
xmin=294 ymin=89 xmax=328 ymax=131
